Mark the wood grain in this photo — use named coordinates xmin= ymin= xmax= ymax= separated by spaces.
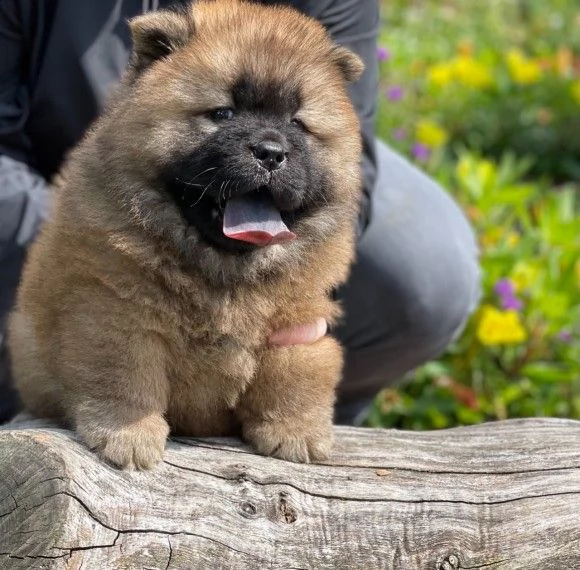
xmin=1 ymin=418 xmax=580 ymax=569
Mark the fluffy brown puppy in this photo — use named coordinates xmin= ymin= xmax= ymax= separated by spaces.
xmin=8 ymin=0 xmax=363 ymax=469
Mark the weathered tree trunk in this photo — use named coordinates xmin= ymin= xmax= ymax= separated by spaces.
xmin=1 ymin=417 xmax=580 ymax=569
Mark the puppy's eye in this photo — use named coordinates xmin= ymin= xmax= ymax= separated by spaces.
xmin=291 ymin=117 xmax=308 ymax=131
xmin=209 ymin=108 xmax=235 ymax=122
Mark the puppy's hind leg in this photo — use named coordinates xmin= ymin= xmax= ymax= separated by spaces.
xmin=8 ymin=310 xmax=64 ymax=420
xmin=237 ymin=336 xmax=342 ymax=463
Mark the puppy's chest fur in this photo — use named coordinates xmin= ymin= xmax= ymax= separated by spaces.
xmin=161 ymin=286 xmax=266 ymax=385
xmin=114 ymin=261 xmax=335 ymax=433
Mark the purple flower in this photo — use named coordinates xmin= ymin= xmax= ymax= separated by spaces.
xmin=558 ymin=329 xmax=573 ymax=343
xmin=494 ymin=279 xmax=515 ymax=298
xmin=412 ymin=143 xmax=431 ymax=162
xmin=494 ymin=278 xmax=523 ymax=311
xmin=500 ymin=296 xmax=523 ymax=311
xmin=386 ymin=85 xmax=404 ymax=101
xmin=377 ymin=46 xmax=391 ymax=62
xmin=392 ymin=127 xmax=407 ymax=141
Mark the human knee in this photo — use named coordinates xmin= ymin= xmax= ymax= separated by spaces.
xmin=400 ymin=243 xmax=481 ymax=354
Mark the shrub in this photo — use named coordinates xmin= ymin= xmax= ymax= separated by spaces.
xmin=367 ymin=151 xmax=580 ymax=429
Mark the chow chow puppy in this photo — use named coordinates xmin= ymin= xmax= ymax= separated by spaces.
xmin=8 ymin=0 xmax=363 ymax=469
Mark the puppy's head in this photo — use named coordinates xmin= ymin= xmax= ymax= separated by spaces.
xmin=100 ymin=0 xmax=363 ymax=284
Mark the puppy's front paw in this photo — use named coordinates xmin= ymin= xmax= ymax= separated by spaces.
xmin=243 ymin=420 xmax=333 ymax=463
xmin=76 ymin=412 xmax=169 ymax=470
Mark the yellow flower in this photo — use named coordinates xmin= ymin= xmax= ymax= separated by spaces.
xmin=453 ymin=55 xmax=494 ymax=88
xmin=506 ymin=49 xmax=542 ymax=85
xmin=456 ymin=155 xmax=496 ymax=192
xmin=571 ymin=81 xmax=580 ymax=104
xmin=511 ymin=262 xmax=539 ymax=292
xmin=456 ymin=155 xmax=474 ymax=182
xmin=476 ymin=159 xmax=496 ymax=188
xmin=480 ymin=227 xmax=502 ymax=249
xmin=428 ymin=62 xmax=455 ymax=88
xmin=415 ymin=119 xmax=448 ymax=148
xmin=427 ymin=55 xmax=493 ymax=90
xmin=481 ymin=229 xmax=519 ymax=250
xmin=505 ymin=232 xmax=520 ymax=247
xmin=476 ymin=305 xmax=527 ymax=346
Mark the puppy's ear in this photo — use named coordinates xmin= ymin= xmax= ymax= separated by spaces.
xmin=129 ymin=10 xmax=193 ymax=72
xmin=331 ymin=46 xmax=365 ymax=83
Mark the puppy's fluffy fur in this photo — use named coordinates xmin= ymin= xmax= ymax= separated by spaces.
xmin=8 ymin=0 xmax=363 ymax=469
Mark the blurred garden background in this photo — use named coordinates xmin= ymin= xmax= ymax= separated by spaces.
xmin=366 ymin=0 xmax=580 ymax=429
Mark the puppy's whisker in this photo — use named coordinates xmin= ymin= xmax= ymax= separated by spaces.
xmin=218 ymin=180 xmax=230 ymax=211
xmin=188 ymin=174 xmax=218 ymax=208
xmin=222 ymin=179 xmax=233 ymax=202
xmin=227 ymin=180 xmax=235 ymax=201
xmin=220 ymin=181 xmax=228 ymax=205
xmin=176 ymin=166 xmax=219 ymax=186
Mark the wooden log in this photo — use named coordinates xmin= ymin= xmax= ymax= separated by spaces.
xmin=1 ymin=418 xmax=580 ymax=569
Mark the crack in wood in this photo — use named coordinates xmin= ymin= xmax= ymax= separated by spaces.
xmin=322 ymin=464 xmax=580 ymax=476
xmin=162 ymin=461 xmax=580 ymax=506
xmin=462 ymin=559 xmax=510 ymax=569
xmin=0 ymin=552 xmax=69 ymax=560
xmin=55 ymin=531 xmax=120 ymax=555
xmin=38 ymin=490 xmax=271 ymax=564
xmin=0 ymin=505 xmax=18 ymax=519
xmin=165 ymin=454 xmax=580 ymax=477
xmin=165 ymin=537 xmax=173 ymax=570
xmin=278 ymin=493 xmax=297 ymax=524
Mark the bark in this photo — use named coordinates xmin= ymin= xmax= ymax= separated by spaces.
xmin=1 ymin=417 xmax=580 ymax=569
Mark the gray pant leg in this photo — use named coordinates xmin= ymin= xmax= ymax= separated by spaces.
xmin=334 ymin=140 xmax=481 ymax=422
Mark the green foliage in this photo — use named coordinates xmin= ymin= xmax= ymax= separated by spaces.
xmin=369 ymin=0 xmax=580 ymax=430
xmin=376 ymin=0 xmax=580 ymax=181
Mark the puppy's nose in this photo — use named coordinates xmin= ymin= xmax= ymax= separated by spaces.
xmin=252 ymin=140 xmax=286 ymax=171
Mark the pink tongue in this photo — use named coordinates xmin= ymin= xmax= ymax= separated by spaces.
xmin=223 ymin=195 xmax=296 ymax=246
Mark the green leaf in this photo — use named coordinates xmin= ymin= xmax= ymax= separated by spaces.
xmin=521 ymin=362 xmax=576 ymax=383
xmin=537 ymin=292 xmax=569 ymax=319
xmin=494 ymin=184 xmax=535 ymax=205
xmin=556 ymin=187 xmax=576 ymax=223
xmin=457 ymin=408 xmax=485 ymax=425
